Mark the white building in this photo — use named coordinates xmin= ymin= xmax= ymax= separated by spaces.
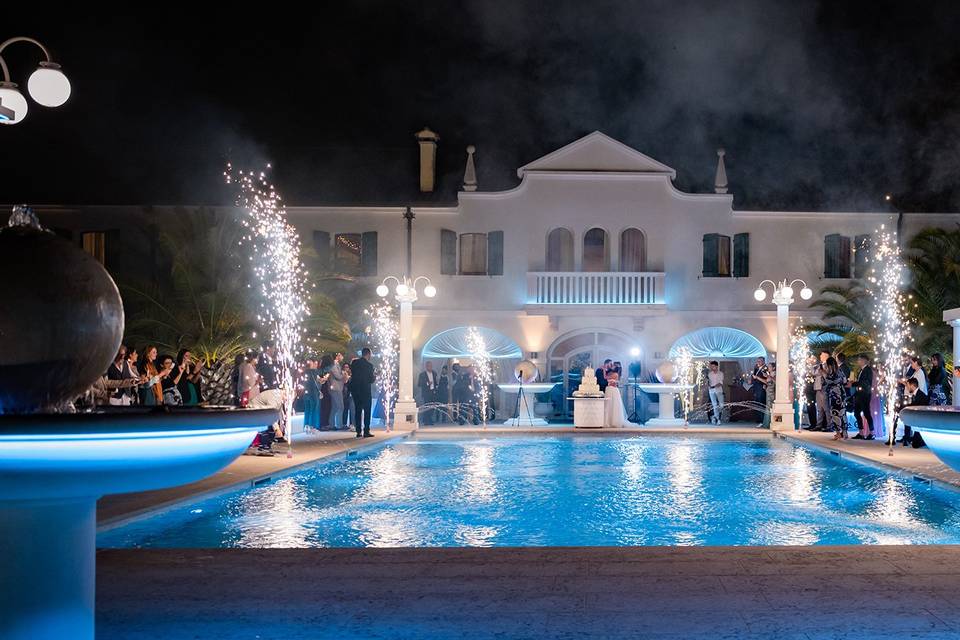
xmin=27 ymin=131 xmax=958 ymax=419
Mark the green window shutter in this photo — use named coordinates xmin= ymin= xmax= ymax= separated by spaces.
xmin=702 ymin=234 xmax=719 ymax=277
xmin=441 ymin=229 xmax=457 ymax=275
xmin=733 ymin=233 xmax=749 ymax=278
xmin=824 ymin=234 xmax=851 ymax=278
xmin=853 ymin=234 xmax=871 ymax=279
xmin=487 ymin=230 xmax=504 ymax=276
xmin=313 ymin=231 xmax=330 ymax=271
xmin=361 ymin=231 xmax=378 ymax=276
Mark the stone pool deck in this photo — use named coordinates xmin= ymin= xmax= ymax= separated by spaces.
xmin=97 ymin=545 xmax=960 ymax=639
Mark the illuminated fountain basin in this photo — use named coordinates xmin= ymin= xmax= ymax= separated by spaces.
xmin=0 ymin=406 xmax=277 ymax=640
xmin=901 ymin=406 xmax=960 ymax=472
xmin=637 ymin=383 xmax=694 ymax=426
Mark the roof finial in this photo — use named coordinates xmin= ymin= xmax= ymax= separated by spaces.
xmin=462 ymin=145 xmax=478 ymax=191
xmin=714 ymin=148 xmax=728 ymax=194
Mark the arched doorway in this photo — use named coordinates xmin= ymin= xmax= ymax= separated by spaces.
xmin=546 ymin=329 xmax=637 ymax=416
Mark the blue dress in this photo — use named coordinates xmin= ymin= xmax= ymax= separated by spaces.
xmin=303 ymin=369 xmax=322 ymax=428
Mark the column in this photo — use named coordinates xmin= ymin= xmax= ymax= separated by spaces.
xmin=771 ymin=302 xmax=794 ymax=430
xmin=393 ymin=299 xmax=419 ymax=427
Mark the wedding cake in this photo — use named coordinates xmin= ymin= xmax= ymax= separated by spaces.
xmin=573 ymin=367 xmax=605 ymax=397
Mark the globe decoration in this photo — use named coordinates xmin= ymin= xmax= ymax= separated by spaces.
xmin=514 ymin=359 xmax=539 ymax=384
xmin=655 ymin=361 xmax=677 ymax=383
xmin=0 ymin=206 xmax=124 ymax=413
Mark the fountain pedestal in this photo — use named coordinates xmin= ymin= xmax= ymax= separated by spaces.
xmin=496 ymin=383 xmax=558 ymax=426
xmin=637 ymin=383 xmax=694 ymax=426
xmin=0 ymin=408 xmax=277 ymax=640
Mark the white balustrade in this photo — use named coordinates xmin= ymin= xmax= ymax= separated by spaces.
xmin=527 ymin=272 xmax=664 ymax=305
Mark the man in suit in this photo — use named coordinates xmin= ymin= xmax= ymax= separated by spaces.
xmin=751 ymin=356 xmax=769 ymax=411
xmin=348 ymin=348 xmax=375 ymax=438
xmin=851 ymin=354 xmax=875 ymax=440
xmin=418 ymin=361 xmax=438 ymax=425
xmin=328 ymin=353 xmax=345 ymax=429
xmin=595 ymin=359 xmax=612 ymax=393
xmin=902 ymin=377 xmax=929 ymax=447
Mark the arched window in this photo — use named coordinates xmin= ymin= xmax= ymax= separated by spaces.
xmin=546 ymin=228 xmax=574 ymax=271
xmin=619 ymin=228 xmax=646 ymax=271
xmin=582 ymin=228 xmax=609 ymax=272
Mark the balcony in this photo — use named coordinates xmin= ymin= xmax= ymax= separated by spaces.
xmin=526 ymin=271 xmax=666 ymax=312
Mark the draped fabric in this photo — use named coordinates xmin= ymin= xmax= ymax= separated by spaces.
xmin=421 ymin=327 xmax=523 ymax=360
xmin=619 ymin=228 xmax=646 ymax=271
xmin=668 ymin=327 xmax=767 ymax=359
xmin=583 ymin=228 xmax=609 ymax=272
xmin=546 ymin=228 xmax=574 ymax=271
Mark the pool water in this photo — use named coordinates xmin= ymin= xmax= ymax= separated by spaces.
xmin=98 ymin=435 xmax=960 ymax=547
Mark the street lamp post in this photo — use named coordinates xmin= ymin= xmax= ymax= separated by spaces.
xmin=754 ymin=278 xmax=813 ymax=431
xmin=0 ymin=37 xmax=71 ymax=124
xmin=376 ymin=275 xmax=436 ymax=427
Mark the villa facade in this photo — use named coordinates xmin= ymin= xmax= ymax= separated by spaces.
xmin=27 ymin=131 xmax=958 ymax=412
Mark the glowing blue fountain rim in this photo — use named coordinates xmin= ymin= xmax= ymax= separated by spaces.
xmin=421 ymin=326 xmax=523 ymax=360
xmin=668 ymin=326 xmax=767 ymax=359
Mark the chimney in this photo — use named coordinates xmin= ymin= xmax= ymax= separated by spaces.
xmin=415 ymin=127 xmax=439 ymax=192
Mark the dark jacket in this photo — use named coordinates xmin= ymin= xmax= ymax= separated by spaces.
xmin=348 ymin=357 xmax=375 ymax=394
xmin=907 ymin=389 xmax=929 ymax=407
xmin=418 ymin=369 xmax=437 ymax=398
xmin=595 ymin=367 xmax=609 ymax=392
xmin=854 ymin=365 xmax=873 ymax=396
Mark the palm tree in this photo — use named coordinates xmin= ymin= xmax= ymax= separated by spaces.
xmin=803 ymin=281 xmax=876 ymax=357
xmin=906 ymin=225 xmax=960 ymax=360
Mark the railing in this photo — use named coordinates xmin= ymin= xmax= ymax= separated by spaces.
xmin=527 ymin=272 xmax=664 ymax=305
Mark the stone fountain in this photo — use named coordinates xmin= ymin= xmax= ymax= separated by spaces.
xmin=0 ymin=207 xmax=278 ymax=640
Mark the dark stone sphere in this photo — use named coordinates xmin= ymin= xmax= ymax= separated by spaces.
xmin=0 ymin=225 xmax=124 ymax=413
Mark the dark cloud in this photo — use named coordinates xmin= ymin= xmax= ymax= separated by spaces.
xmin=2 ymin=1 xmax=960 ymax=211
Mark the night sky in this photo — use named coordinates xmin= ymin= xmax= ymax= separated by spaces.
xmin=4 ymin=2 xmax=960 ymax=211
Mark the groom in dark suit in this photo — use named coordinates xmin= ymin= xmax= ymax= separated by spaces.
xmin=348 ymin=347 xmax=376 ymax=438
xmin=595 ymin=359 xmax=612 ymax=392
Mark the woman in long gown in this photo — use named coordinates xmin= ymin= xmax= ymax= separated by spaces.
xmin=928 ymin=353 xmax=951 ymax=406
xmin=823 ymin=357 xmax=848 ymax=440
xmin=604 ymin=365 xmax=631 ymax=428
xmin=303 ymin=358 xmax=322 ymax=431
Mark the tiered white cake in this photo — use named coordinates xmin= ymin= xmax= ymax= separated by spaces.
xmin=573 ymin=367 xmax=605 ymax=397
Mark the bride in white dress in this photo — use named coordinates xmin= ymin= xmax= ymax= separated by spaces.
xmin=604 ymin=366 xmax=631 ymax=428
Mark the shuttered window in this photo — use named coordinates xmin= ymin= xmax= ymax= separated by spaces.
xmin=334 ymin=233 xmax=362 ymax=275
xmin=313 ymin=231 xmax=330 ymax=270
xmin=853 ymin=234 xmax=871 ymax=279
xmin=361 ymin=231 xmax=378 ymax=276
xmin=824 ymin=234 xmax=852 ymax=279
xmin=487 ymin=231 xmax=504 ymax=276
xmin=733 ymin=233 xmax=749 ymax=278
xmin=702 ymin=233 xmax=731 ymax=277
xmin=441 ymin=229 xmax=457 ymax=275
xmin=459 ymin=233 xmax=487 ymax=275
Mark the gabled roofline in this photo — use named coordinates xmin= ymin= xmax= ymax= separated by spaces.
xmin=517 ymin=131 xmax=677 ymax=179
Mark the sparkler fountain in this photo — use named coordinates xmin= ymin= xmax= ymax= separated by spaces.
xmin=366 ymin=302 xmax=399 ymax=428
xmin=0 ymin=206 xmax=278 ymax=640
xmin=466 ymin=326 xmax=493 ymax=426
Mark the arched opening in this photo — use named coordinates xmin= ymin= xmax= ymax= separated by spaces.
xmin=546 ymin=329 xmax=638 ymax=417
xmin=545 ymin=228 xmax=574 ymax=271
xmin=619 ymin=228 xmax=647 ymax=271
xmin=582 ymin=227 xmax=609 ymax=272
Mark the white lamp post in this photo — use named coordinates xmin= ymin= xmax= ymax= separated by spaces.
xmin=754 ymin=278 xmax=813 ymax=430
xmin=0 ymin=37 xmax=71 ymax=125
xmin=377 ymin=275 xmax=436 ymax=427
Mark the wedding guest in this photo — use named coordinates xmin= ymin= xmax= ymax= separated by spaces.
xmin=303 ymin=357 xmax=321 ymax=430
xmin=341 ymin=362 xmax=353 ymax=428
xmin=176 ymin=349 xmax=204 ymax=405
xmin=763 ymin=363 xmax=776 ymax=428
xmin=139 ymin=345 xmax=164 ymax=406
xmin=418 ymin=361 xmax=438 ymax=425
xmin=257 ymin=341 xmax=279 ymax=391
xmin=231 ymin=353 xmax=246 ymax=406
xmin=319 ymin=354 xmax=334 ymax=428
xmin=802 ymin=355 xmax=818 ymax=430
xmin=438 ymin=364 xmax=450 ymax=422
xmin=751 ymin=357 xmax=769 ymax=414
xmin=851 ymin=354 xmax=875 ymax=440
xmin=823 ymin=357 xmax=848 ymax=440
xmin=239 ymin=353 xmax=261 ymax=407
xmin=328 ymin=353 xmax=346 ymax=429
xmin=158 ymin=354 xmax=183 ymax=405
xmin=902 ymin=377 xmax=929 ymax=448
xmin=106 ymin=345 xmax=136 ymax=406
xmin=907 ymin=355 xmax=927 ymax=395
xmin=707 ymin=361 xmax=724 ymax=425
xmin=928 ymin=353 xmax=951 ymax=405
xmin=348 ymin=348 xmax=376 ymax=437
xmin=814 ymin=351 xmax=829 ymax=430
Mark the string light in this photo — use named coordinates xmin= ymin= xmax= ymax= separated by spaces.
xmin=365 ymin=302 xmax=398 ymax=428
xmin=466 ymin=326 xmax=493 ymax=426
xmin=225 ymin=164 xmax=307 ymax=444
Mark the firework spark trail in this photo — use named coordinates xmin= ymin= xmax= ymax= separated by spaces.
xmin=366 ymin=302 xmax=398 ymax=429
xmin=225 ymin=164 xmax=308 ymax=448
xmin=673 ymin=346 xmax=704 ymax=424
xmin=867 ymin=222 xmax=911 ymax=443
xmin=790 ymin=320 xmax=811 ymax=425
xmin=466 ymin=326 xmax=493 ymax=426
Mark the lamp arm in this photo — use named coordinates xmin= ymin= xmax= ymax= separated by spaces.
xmin=0 ymin=37 xmax=54 ymax=83
xmin=788 ymin=278 xmax=808 ymax=289
xmin=756 ymin=279 xmax=776 ymax=291
xmin=380 ymin=275 xmax=401 ymax=288
xmin=412 ymin=275 xmax=432 ymax=289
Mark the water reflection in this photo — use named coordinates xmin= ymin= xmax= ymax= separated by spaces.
xmin=455 ymin=443 xmax=498 ymax=504
xmin=233 ymin=477 xmax=314 ymax=547
xmin=664 ymin=441 xmax=707 ymax=544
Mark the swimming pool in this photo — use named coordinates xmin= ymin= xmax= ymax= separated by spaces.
xmin=98 ymin=434 xmax=960 ymax=547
